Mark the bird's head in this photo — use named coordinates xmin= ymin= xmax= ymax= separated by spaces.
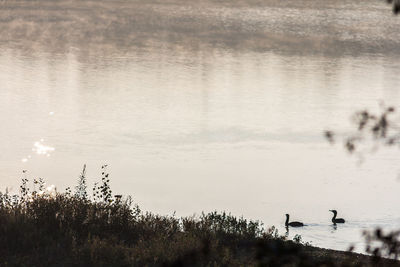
xmin=285 ymin=214 xmax=289 ymax=217
xmin=329 ymin=210 xmax=337 ymax=214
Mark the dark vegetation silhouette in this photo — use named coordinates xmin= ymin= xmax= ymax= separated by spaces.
xmin=325 ymin=105 xmax=398 ymax=156
xmin=387 ymin=0 xmax=400 ymax=14
xmin=364 ymin=228 xmax=400 ymax=260
xmin=1 ymin=166 xmax=398 ymax=266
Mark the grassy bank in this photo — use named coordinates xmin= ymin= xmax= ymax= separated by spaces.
xmin=0 ymin=170 xmax=399 ymax=266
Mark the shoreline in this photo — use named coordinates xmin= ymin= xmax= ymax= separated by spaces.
xmin=302 ymin=245 xmax=399 ymax=266
xmin=0 ymin=187 xmax=399 ymax=266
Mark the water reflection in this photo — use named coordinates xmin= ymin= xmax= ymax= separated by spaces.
xmin=21 ymin=139 xmax=55 ymax=163
xmin=32 ymin=140 xmax=54 ymax=156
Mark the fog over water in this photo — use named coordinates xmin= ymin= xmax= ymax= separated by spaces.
xmin=1 ymin=0 xmax=400 ymax=252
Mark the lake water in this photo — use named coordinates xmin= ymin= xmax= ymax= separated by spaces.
xmin=1 ymin=0 xmax=400 ymax=253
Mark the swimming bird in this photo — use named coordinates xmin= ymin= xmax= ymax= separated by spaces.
xmin=285 ymin=214 xmax=304 ymax=227
xmin=329 ymin=210 xmax=345 ymax=224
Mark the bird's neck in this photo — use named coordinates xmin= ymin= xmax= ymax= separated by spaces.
xmin=332 ymin=213 xmax=337 ymax=220
xmin=285 ymin=216 xmax=289 ymax=226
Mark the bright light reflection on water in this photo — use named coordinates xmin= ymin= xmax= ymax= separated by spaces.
xmin=33 ymin=140 xmax=55 ymax=156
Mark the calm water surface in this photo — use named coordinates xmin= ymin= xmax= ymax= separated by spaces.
xmin=1 ymin=0 xmax=400 ymax=253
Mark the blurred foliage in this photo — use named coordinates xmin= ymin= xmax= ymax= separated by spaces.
xmin=364 ymin=228 xmax=400 ymax=260
xmin=325 ymin=105 xmax=398 ymax=155
xmin=387 ymin=0 xmax=400 ymax=14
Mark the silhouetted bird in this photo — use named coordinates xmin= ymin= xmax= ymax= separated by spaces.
xmin=329 ymin=210 xmax=345 ymax=224
xmin=285 ymin=214 xmax=304 ymax=227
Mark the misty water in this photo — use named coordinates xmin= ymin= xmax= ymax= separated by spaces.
xmin=1 ymin=0 xmax=400 ymax=253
